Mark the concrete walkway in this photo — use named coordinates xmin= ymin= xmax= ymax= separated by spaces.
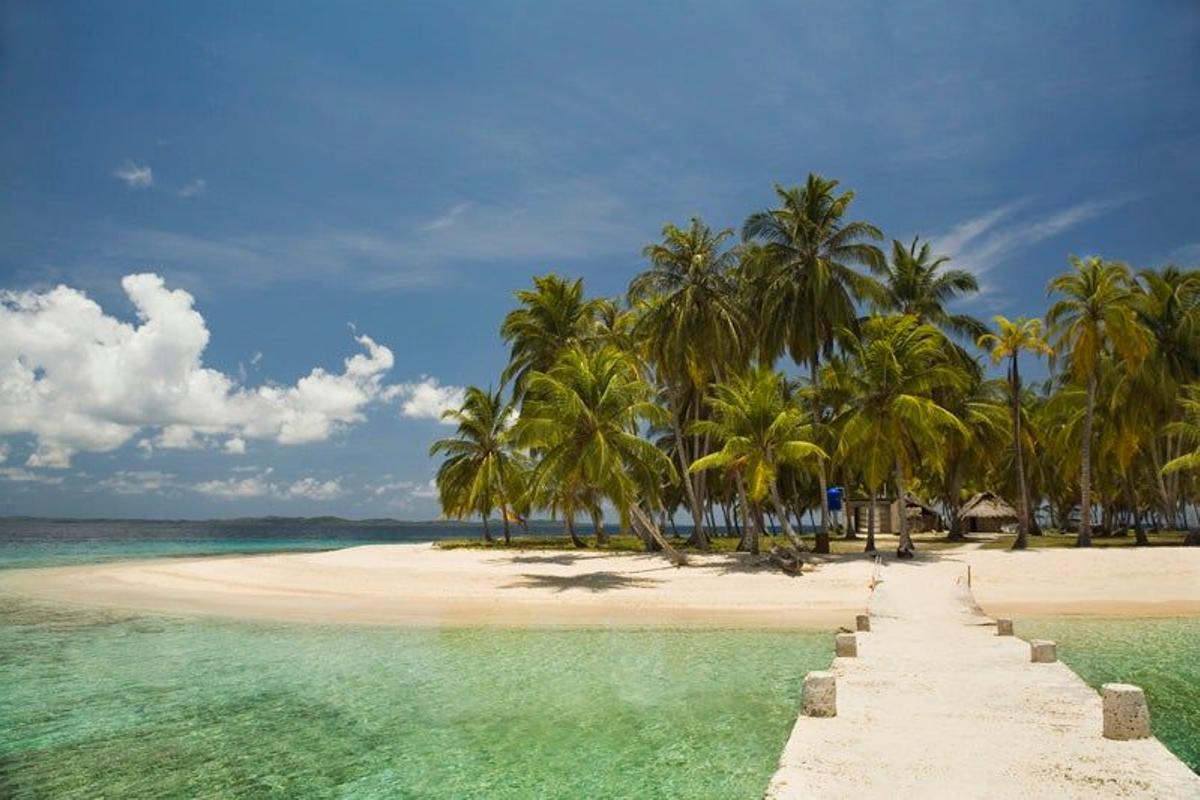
xmin=766 ymin=554 xmax=1200 ymax=799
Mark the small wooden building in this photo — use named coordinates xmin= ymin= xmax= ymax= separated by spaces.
xmin=845 ymin=494 xmax=942 ymax=534
xmin=958 ymin=491 xmax=1019 ymax=532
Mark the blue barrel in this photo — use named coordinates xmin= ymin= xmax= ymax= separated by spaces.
xmin=827 ymin=486 xmax=844 ymax=512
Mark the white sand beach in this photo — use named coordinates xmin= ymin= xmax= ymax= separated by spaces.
xmin=0 ymin=543 xmax=874 ymax=628
xmin=962 ymin=547 xmax=1200 ymax=618
xmin=2 ymin=544 xmax=1198 ymax=629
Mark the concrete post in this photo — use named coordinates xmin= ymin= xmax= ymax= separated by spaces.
xmin=1030 ymin=639 xmax=1057 ymax=663
xmin=855 ymin=614 xmax=871 ymax=632
xmin=835 ymin=632 xmax=858 ymax=658
xmin=802 ymin=671 xmax=837 ymax=717
xmin=996 ymin=618 xmax=1013 ymax=636
xmin=1102 ymin=684 xmax=1152 ymax=740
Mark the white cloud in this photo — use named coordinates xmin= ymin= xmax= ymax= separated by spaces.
xmin=191 ymin=468 xmax=343 ymax=501
xmin=113 ymin=160 xmax=154 ymax=189
xmin=223 ymin=436 xmax=246 ymax=455
xmin=178 ymin=178 xmax=207 ymax=198
xmin=0 ymin=467 xmax=64 ymax=485
xmin=283 ymin=477 xmax=344 ymax=501
xmin=98 ymin=470 xmax=177 ymax=495
xmin=419 ymin=202 xmax=471 ymax=232
xmin=390 ymin=377 xmax=465 ymax=422
xmin=931 ymin=198 xmax=1126 ymax=277
xmin=0 ymin=273 xmax=454 ymax=466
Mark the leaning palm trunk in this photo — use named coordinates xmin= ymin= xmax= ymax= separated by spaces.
xmin=895 ymin=456 xmax=914 ymax=558
xmin=628 ymin=505 xmax=687 ymax=566
xmin=1076 ymin=373 xmax=1096 ymax=547
xmin=481 ymin=513 xmax=493 ymax=543
xmin=769 ymin=481 xmax=807 ymax=551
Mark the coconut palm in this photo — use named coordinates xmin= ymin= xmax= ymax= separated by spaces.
xmin=500 ymin=274 xmax=604 ymax=402
xmin=688 ymin=368 xmax=826 ymax=554
xmin=429 ymin=387 xmax=519 ymax=543
xmin=629 ymin=217 xmax=749 ymax=549
xmin=513 ymin=345 xmax=677 ymax=548
xmin=829 ymin=315 xmax=969 ymax=557
xmin=1162 ymin=383 xmax=1200 ymax=545
xmin=1047 ymin=257 xmax=1149 ymax=546
xmin=878 ymin=236 xmax=987 ymax=342
xmin=978 ymin=316 xmax=1054 ymax=549
xmin=742 ymin=174 xmax=886 ymax=553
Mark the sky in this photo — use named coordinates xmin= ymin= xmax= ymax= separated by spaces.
xmin=1 ymin=1 xmax=1198 ymax=519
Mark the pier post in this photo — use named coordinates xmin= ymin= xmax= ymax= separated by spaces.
xmin=1102 ymin=684 xmax=1152 ymax=740
xmin=835 ymin=632 xmax=858 ymax=657
xmin=855 ymin=614 xmax=871 ymax=632
xmin=1030 ymin=640 xmax=1057 ymax=663
xmin=996 ymin=618 xmax=1013 ymax=636
xmin=802 ymin=671 xmax=837 ymax=717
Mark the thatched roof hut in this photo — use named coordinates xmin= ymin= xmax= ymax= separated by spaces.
xmin=958 ymin=491 xmax=1018 ymax=532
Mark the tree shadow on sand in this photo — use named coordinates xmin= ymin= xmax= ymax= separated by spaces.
xmin=495 ymin=554 xmax=590 ymax=566
xmin=501 ymin=571 xmax=664 ymax=593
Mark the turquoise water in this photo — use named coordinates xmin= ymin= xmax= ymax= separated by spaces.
xmin=0 ymin=597 xmax=827 ymax=798
xmin=1018 ymin=617 xmax=1200 ymax=772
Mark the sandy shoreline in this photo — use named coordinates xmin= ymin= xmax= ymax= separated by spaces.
xmin=961 ymin=547 xmax=1200 ymax=618
xmin=0 ymin=543 xmax=874 ymax=629
xmin=2 ymin=543 xmax=1198 ymax=628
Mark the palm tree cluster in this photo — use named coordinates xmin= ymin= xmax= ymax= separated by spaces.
xmin=432 ymin=174 xmax=1200 ymax=556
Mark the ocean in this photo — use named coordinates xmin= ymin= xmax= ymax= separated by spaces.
xmin=0 ymin=519 xmax=1196 ymax=797
xmin=0 ymin=518 xmax=827 ymax=798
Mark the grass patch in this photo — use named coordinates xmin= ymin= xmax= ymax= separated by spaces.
xmin=980 ymin=530 xmax=1190 ymax=550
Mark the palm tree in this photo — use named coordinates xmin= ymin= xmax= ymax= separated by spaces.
xmin=500 ymin=274 xmax=604 ymax=402
xmin=1047 ymin=257 xmax=1149 ymax=546
xmin=1162 ymin=383 xmax=1200 ymax=545
xmin=688 ymin=368 xmax=826 ymax=554
xmin=878 ymin=236 xmax=987 ymax=341
xmin=742 ymin=174 xmax=886 ymax=553
xmin=629 ymin=218 xmax=748 ymax=549
xmin=429 ymin=387 xmax=519 ymax=543
xmin=513 ymin=345 xmax=677 ymax=549
xmin=978 ymin=316 xmax=1053 ymax=549
xmin=829 ymin=315 xmax=969 ymax=557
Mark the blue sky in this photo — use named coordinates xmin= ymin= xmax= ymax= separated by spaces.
xmin=1 ymin=1 xmax=1197 ymax=518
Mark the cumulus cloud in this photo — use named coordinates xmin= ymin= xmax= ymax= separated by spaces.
xmin=390 ymin=377 xmax=465 ymax=422
xmin=114 ymin=160 xmax=154 ymax=188
xmin=178 ymin=178 xmax=207 ymax=197
xmin=0 ymin=273 xmax=462 ymax=466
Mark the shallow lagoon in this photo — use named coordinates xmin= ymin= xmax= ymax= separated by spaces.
xmin=0 ymin=598 xmax=829 ymax=799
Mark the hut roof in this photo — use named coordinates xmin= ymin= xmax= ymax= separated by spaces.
xmin=903 ymin=494 xmax=939 ymax=515
xmin=958 ymin=491 xmax=1018 ymax=520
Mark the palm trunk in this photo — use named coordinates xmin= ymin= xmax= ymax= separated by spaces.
xmin=565 ymin=514 xmax=586 ymax=548
xmin=864 ymin=488 xmax=877 ymax=553
xmin=895 ymin=455 xmax=914 ymax=558
xmin=671 ymin=408 xmax=709 ymax=550
xmin=592 ymin=509 xmax=607 ymax=546
xmin=501 ymin=510 xmax=511 ymax=545
xmin=770 ymin=480 xmax=806 ymax=551
xmin=1149 ymin=438 xmax=1177 ymax=530
xmin=1011 ymin=354 xmax=1031 ymax=550
xmin=810 ymin=359 xmax=831 ymax=554
xmin=481 ymin=512 xmax=493 ymax=543
xmin=1128 ymin=482 xmax=1148 ymax=546
xmin=1076 ymin=373 xmax=1096 ymax=547
xmin=734 ymin=470 xmax=760 ymax=555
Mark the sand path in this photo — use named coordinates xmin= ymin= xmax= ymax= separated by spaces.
xmin=767 ymin=554 xmax=1200 ymax=799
